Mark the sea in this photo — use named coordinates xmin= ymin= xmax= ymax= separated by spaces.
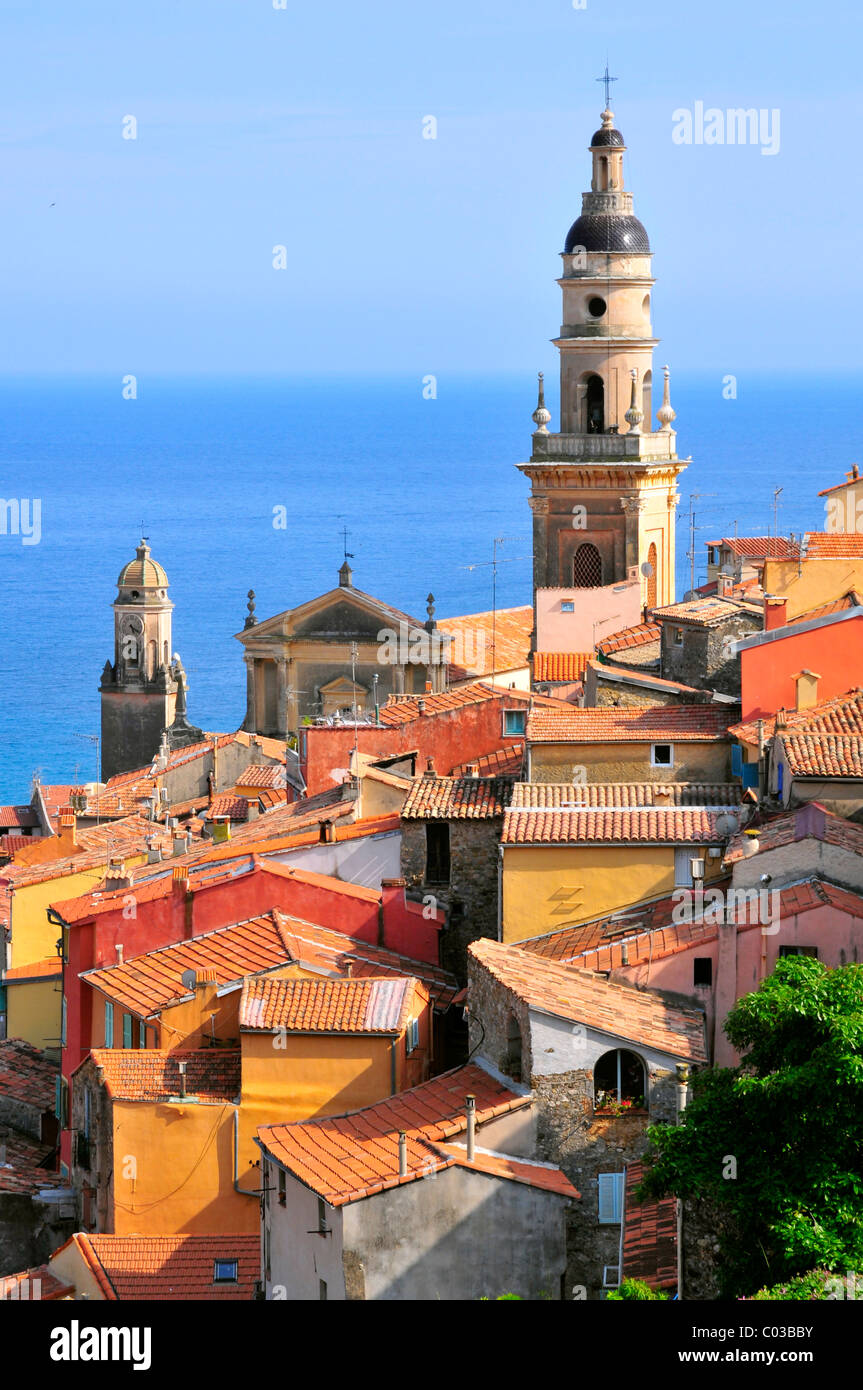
xmin=0 ymin=370 xmax=857 ymax=804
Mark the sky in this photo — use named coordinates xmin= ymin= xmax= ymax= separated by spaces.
xmin=1 ymin=0 xmax=860 ymax=376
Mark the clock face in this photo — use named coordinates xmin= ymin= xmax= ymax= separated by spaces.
xmin=123 ymin=615 xmax=145 ymax=635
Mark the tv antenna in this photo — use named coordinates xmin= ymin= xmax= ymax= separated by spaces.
xmin=461 ymin=537 xmax=529 ymax=677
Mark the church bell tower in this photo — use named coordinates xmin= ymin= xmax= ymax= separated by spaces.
xmin=519 ymin=88 xmax=689 ymax=620
xmin=99 ymin=539 xmax=179 ymax=780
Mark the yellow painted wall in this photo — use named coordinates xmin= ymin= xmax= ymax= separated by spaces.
xmin=502 ymin=842 xmax=725 ymax=943
xmin=111 ymin=1100 xmax=256 ymax=1235
xmin=762 ymin=557 xmax=863 ymax=620
xmin=5 ymin=977 xmax=62 ymax=1053
xmin=528 ymin=740 xmax=730 ymax=784
xmin=9 ymin=867 xmax=110 ymax=969
xmin=49 ymin=1241 xmax=106 ymax=1300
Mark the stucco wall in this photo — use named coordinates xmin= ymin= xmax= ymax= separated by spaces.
xmin=527 ymin=739 xmax=731 ymax=784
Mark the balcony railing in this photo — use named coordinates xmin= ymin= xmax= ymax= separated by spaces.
xmin=528 ymin=430 xmax=678 ymax=463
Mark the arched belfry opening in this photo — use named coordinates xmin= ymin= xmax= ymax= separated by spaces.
xmin=573 ymin=542 xmax=602 ymax=588
xmin=585 ymin=375 xmax=604 ymax=433
xmin=642 ymin=370 xmax=653 ymax=427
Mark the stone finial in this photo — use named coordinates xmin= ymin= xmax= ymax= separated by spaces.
xmin=624 ymin=367 xmax=643 ymax=434
xmin=244 ymin=589 xmax=257 ymax=629
xmin=426 ymin=593 xmax=436 ymax=626
xmin=532 ymin=372 xmax=551 ymax=434
xmin=656 ymin=364 xmax=677 ymax=432
xmin=339 ymin=559 xmax=353 ymax=588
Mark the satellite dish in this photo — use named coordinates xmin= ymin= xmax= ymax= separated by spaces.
xmin=714 ymin=811 xmax=739 ymax=839
xmin=181 ymin=969 xmax=197 ymax=991
xmin=640 ymin=561 xmax=654 ymax=578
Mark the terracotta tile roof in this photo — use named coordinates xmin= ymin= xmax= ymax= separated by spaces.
xmin=469 ymin=939 xmax=707 ymax=1062
xmin=432 ymin=1142 xmax=579 ymax=1200
xmin=0 ymin=806 xmax=38 ymax=829
xmin=621 ymin=1161 xmax=678 ymax=1289
xmin=202 ymin=795 xmax=250 ymax=821
xmin=723 ymin=803 xmax=863 ymax=863
xmin=707 ymin=536 xmax=799 ymax=559
xmin=61 ymin=1233 xmax=259 ymax=1300
xmin=596 ymin=622 xmax=661 ymax=656
xmin=401 ymin=775 xmax=514 ymax=819
xmin=451 ymin=744 xmax=525 ymax=778
xmin=379 ymin=681 xmax=570 ymax=728
xmin=72 ymin=780 xmax=158 ymax=820
xmin=526 ymin=704 xmax=736 ymax=745
xmin=0 ymin=1265 xmax=74 ymax=1300
xmin=730 ymin=686 xmax=863 ymax=746
xmin=803 ymin=531 xmax=863 ymax=557
xmin=86 ymin=1049 xmax=241 ymax=1102
xmin=787 ymin=591 xmax=863 ymax=625
xmin=652 ymin=597 xmax=759 ymax=629
xmin=3 ymin=958 xmax=62 ymax=982
xmin=0 ymin=835 xmax=34 ymax=858
xmin=439 ymin=606 xmax=533 ymax=678
xmin=37 ymin=786 xmax=77 ymax=825
xmin=234 ymin=764 xmax=286 ymax=789
xmin=502 ymin=805 xmax=724 ymax=846
xmin=587 ymin=659 xmax=708 ymax=697
xmin=533 ymin=652 xmax=592 ymax=682
xmin=256 ymin=1061 xmax=531 ymax=1205
xmin=239 ymin=975 xmax=419 ymax=1034
xmin=0 ymin=1039 xmax=58 ymax=1110
xmin=510 ymin=782 xmax=741 ymax=809
xmin=0 ymin=1130 xmax=63 ymax=1193
xmin=781 ymin=731 xmax=863 ymax=778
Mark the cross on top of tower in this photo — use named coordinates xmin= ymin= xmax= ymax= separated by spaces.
xmin=596 ymin=62 xmax=617 ymax=110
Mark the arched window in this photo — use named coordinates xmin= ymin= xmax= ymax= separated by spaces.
xmin=585 ymin=375 xmax=604 ymax=433
xmin=646 ymin=543 xmax=658 ymax=609
xmin=599 ymin=155 xmax=609 ymax=191
xmin=163 ymin=641 xmax=169 ymax=667
xmin=642 ymin=369 xmax=652 ymax=428
xmin=147 ymin=640 xmax=157 ymax=680
xmin=573 ymin=542 xmax=602 ymax=588
xmin=594 ymin=1049 xmax=645 ymax=1111
xmin=504 ymin=1014 xmax=523 ymax=1082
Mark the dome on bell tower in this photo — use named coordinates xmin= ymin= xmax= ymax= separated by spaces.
xmin=117 ymin=539 xmax=169 ymax=591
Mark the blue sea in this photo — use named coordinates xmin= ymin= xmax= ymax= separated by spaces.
xmin=0 ymin=371 xmax=857 ymax=803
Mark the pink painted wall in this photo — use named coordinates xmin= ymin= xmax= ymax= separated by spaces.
xmin=535 ymin=579 xmax=642 ymax=654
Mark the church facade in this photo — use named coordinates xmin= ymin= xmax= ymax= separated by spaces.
xmin=519 ymin=102 xmax=689 ymax=644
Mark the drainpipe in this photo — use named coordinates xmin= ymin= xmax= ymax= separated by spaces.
xmin=398 ymin=1131 xmax=407 ymax=1178
xmin=390 ymin=1038 xmax=397 ymax=1096
xmin=675 ymin=1063 xmax=690 ymax=1299
xmin=497 ymin=845 xmax=503 ymax=941
xmin=465 ymin=1094 xmax=476 ymax=1161
xmin=177 ymin=1060 xmax=187 ymax=1100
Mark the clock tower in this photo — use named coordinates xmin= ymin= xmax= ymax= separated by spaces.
xmin=99 ymin=539 xmax=179 ymax=780
xmin=519 ymin=97 xmax=689 ymax=623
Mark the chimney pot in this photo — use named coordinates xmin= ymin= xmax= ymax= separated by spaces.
xmin=115 ymin=943 xmax=124 ymax=965
xmin=465 ymin=1094 xmax=476 ymax=1162
xmin=398 ymin=1130 xmax=407 ymax=1179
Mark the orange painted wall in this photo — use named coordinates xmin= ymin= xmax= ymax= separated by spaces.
xmin=740 ymin=614 xmax=863 ymax=723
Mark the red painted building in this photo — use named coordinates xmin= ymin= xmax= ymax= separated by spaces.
xmin=737 ymin=604 xmax=863 ymax=724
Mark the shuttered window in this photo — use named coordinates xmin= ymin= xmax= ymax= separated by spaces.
xmin=598 ymin=1172 xmax=625 ymax=1224
xmin=104 ymin=1001 xmax=114 ymax=1048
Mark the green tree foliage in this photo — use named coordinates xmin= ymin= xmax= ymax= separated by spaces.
xmin=606 ymin=1278 xmax=668 ymax=1301
xmin=637 ymin=957 xmax=863 ymax=1296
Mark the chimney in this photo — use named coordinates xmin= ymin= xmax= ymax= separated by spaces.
xmin=792 ymin=669 xmax=820 ymax=713
xmin=207 ymin=771 xmax=215 ymax=807
xmin=417 ymin=697 xmax=426 ymax=715
xmin=763 ymin=595 xmax=788 ymax=631
xmin=423 ymin=757 xmax=436 ymax=780
xmin=172 ymin=864 xmax=189 ymax=896
xmin=145 ymin=836 xmax=162 ymax=865
xmin=398 ymin=1131 xmax=407 ymax=1178
xmin=104 ymin=859 xmax=131 ymax=891
xmin=319 ymin=819 xmax=335 ymax=844
xmin=380 ymin=878 xmax=406 ymax=948
xmin=718 ymin=573 xmax=734 ymax=598
xmin=115 ymin=943 xmax=124 ymax=966
xmin=172 ymin=834 xmax=186 ymax=857
xmin=246 ymin=799 xmax=260 ymax=822
xmin=177 ymin=1060 xmax=187 ymax=1100
xmin=424 ymin=680 xmax=432 ymax=694
xmin=185 ymin=827 xmax=193 ymax=852
xmin=464 ymin=763 xmax=479 ymax=779
xmin=58 ymin=809 xmax=77 ymax=848
xmin=250 ymin=735 xmax=262 ymax=766
xmin=465 ymin=1095 xmax=476 ymax=1161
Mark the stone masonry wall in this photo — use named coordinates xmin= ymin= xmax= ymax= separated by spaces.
xmin=402 ymin=818 xmax=502 ymax=982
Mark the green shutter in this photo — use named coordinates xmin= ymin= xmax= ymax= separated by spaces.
xmin=104 ymin=1001 xmax=114 ymax=1047
xmin=122 ymin=1014 xmax=132 ymax=1049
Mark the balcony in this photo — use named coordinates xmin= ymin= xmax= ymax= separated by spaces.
xmin=527 ymin=430 xmax=678 ymax=464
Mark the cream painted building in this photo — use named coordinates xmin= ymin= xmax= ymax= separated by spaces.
xmin=519 ymin=103 xmax=689 ymax=628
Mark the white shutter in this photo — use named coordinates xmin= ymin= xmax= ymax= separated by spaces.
xmin=598 ymin=1172 xmax=624 ymax=1224
xmin=674 ymin=848 xmax=694 ymax=887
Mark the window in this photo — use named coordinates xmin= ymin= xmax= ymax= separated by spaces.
xmin=318 ymin=1198 xmax=328 ymax=1235
xmin=122 ymin=1013 xmax=132 ymax=1050
xmin=573 ymin=542 xmax=602 ymax=588
xmin=588 ymin=296 xmax=607 ymax=318
xmin=503 ymin=709 xmax=526 ymax=735
xmin=560 ymin=600 xmax=575 ymax=613
xmin=779 ymin=945 xmax=818 ymax=959
xmin=598 ymin=1172 xmax=625 ymax=1224
xmin=213 ymin=1260 xmax=239 ymax=1284
xmin=319 ymin=1279 xmax=328 ymax=1301
xmin=503 ymin=1014 xmax=523 ymax=1082
xmin=406 ymin=1018 xmax=420 ymax=1054
xmin=602 ymin=1264 xmax=621 ymax=1290
xmin=425 ymin=823 xmax=451 ymax=884
xmin=651 ymin=743 xmax=673 ymax=767
xmin=278 ymin=1167 xmax=286 ymax=1208
xmin=693 ymin=957 xmax=713 ymax=986
xmin=594 ymin=1049 xmax=645 ymax=1110
xmin=104 ymin=1001 xmax=114 ymax=1048
xmin=673 ymin=627 xmax=684 ymax=646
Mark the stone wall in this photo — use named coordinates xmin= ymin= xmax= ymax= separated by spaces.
xmin=660 ymin=613 xmax=761 ymax=697
xmin=402 ymin=818 xmax=503 ymax=982
xmin=0 ymin=1191 xmax=76 ymax=1279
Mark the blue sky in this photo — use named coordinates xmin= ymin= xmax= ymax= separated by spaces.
xmin=1 ymin=0 xmax=860 ymax=373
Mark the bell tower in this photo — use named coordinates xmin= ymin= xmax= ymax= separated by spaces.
xmin=519 ymin=90 xmax=689 ymax=620
xmin=99 ymin=539 xmax=178 ymax=780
